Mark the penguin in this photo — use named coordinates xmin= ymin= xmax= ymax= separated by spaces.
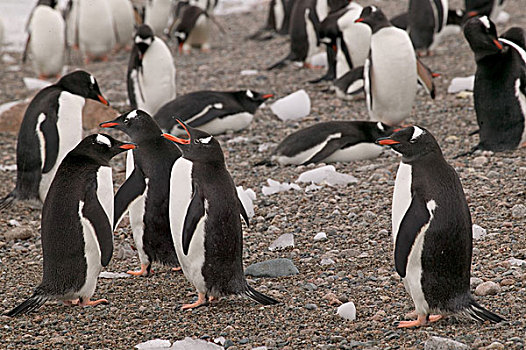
xmin=0 ymin=71 xmax=109 ymax=210
xmin=78 ymin=0 xmax=116 ymax=62
xmin=108 ymin=0 xmax=136 ymax=50
xmin=24 ymin=0 xmax=65 ymax=79
xmin=64 ymin=0 xmax=79 ymax=50
xmin=463 ymin=16 xmax=526 ymax=152
xmin=163 ymin=121 xmax=278 ymax=309
xmin=100 ymin=110 xmax=181 ymax=276
xmin=465 ymin=0 xmax=506 ymax=21
xmin=127 ymin=24 xmax=176 ymax=116
xmin=172 ymin=5 xmax=212 ymax=53
xmin=190 ymin=0 xmax=218 ymax=13
xmin=405 ymin=0 xmax=449 ymax=55
xmin=248 ymin=0 xmax=296 ymax=41
xmin=375 ymin=126 xmax=505 ymax=328
xmin=144 ymin=0 xmax=173 ymax=36
xmin=154 ymin=90 xmax=273 ymax=136
xmin=4 ymin=134 xmax=135 ymax=317
xmin=273 ymin=121 xmax=395 ymax=165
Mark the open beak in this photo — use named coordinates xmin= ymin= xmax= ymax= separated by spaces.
xmin=376 ymin=137 xmax=400 ymax=145
xmin=493 ymin=39 xmax=503 ymax=50
xmin=120 ymin=143 xmax=137 ymax=150
xmin=98 ymin=94 xmax=109 ymax=106
xmin=100 ymin=122 xmax=119 ymax=128
xmin=262 ymin=94 xmax=274 ymax=99
xmin=162 ymin=119 xmax=191 ymax=144
xmin=355 ymin=18 xmax=364 ymax=23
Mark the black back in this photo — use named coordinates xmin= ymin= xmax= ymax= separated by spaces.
xmin=173 ymin=5 xmax=206 ymax=46
xmin=407 ymin=0 xmax=445 ymax=50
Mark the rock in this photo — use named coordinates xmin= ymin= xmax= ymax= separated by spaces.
xmin=269 ymin=233 xmax=294 ymax=251
xmin=508 ymin=258 xmax=526 ymax=267
xmin=470 ymin=277 xmax=484 ymax=289
xmin=115 ymin=242 xmax=136 ymax=260
xmin=371 ymin=310 xmax=386 ymax=321
xmin=245 ymin=258 xmax=299 ymax=277
xmin=252 ymin=347 xmax=268 ymax=350
xmin=337 ymin=302 xmax=356 ymax=321
xmin=485 ymin=342 xmax=505 ymax=350
xmin=500 ymin=278 xmax=514 ymax=286
xmin=4 ymin=227 xmax=33 ymax=241
xmin=472 ymin=224 xmax=487 ymax=240
xmin=473 ymin=156 xmax=488 ymax=167
xmin=363 ymin=211 xmax=376 ymax=221
xmin=98 ymin=271 xmax=131 ymax=279
xmin=313 ymin=232 xmax=327 ymax=241
xmin=135 ymin=339 xmax=171 ymax=349
xmin=223 ymin=339 xmax=234 ymax=349
xmin=321 ymin=258 xmax=335 ymax=265
xmin=475 ymin=281 xmax=501 ymax=296
xmin=511 ymin=204 xmax=526 ymax=219
xmin=424 ymin=336 xmax=468 ymax=350
xmin=304 ymin=303 xmax=317 ymax=310
xmin=323 ymin=293 xmax=342 ymax=306
xmin=270 ymin=89 xmax=310 ymax=121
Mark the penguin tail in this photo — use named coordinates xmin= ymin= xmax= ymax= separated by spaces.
xmin=453 ymin=145 xmax=479 ymax=159
xmin=5 ymin=292 xmax=48 ymax=317
xmin=0 ymin=192 xmax=16 ymax=211
xmin=267 ymin=53 xmax=294 ymax=70
xmin=245 ymin=284 xmax=279 ymax=306
xmin=464 ymin=300 xmax=505 ymax=324
xmin=253 ymin=159 xmax=275 ymax=167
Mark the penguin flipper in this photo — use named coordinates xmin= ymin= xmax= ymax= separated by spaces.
xmin=394 ymin=194 xmax=431 ymax=278
xmin=40 ymin=117 xmax=60 ymax=174
xmin=113 ymin=167 xmax=146 ymax=228
xmin=390 ymin=12 xmax=408 ymax=30
xmin=416 ymin=57 xmax=436 ymax=100
xmin=500 ymin=27 xmax=526 ymax=51
xmin=185 ymin=108 xmax=240 ymax=129
xmin=182 ymin=184 xmax=205 ymax=255
xmin=334 ymin=66 xmax=365 ymax=97
xmin=304 ymin=138 xmax=354 ymax=165
xmin=83 ymin=182 xmax=114 ymax=267
xmin=238 ymin=197 xmax=249 ymax=227
xmin=5 ymin=291 xmax=48 ymax=317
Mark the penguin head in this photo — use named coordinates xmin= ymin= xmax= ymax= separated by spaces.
xmin=72 ymin=134 xmax=136 ymax=165
xmin=174 ymin=31 xmax=188 ymax=53
xmin=162 ymin=120 xmax=224 ymax=164
xmin=100 ymin=110 xmax=163 ymax=143
xmin=372 ymin=122 xmax=397 ymax=139
xmin=355 ymin=6 xmax=391 ymax=33
xmin=237 ymin=90 xmax=274 ymax=112
xmin=134 ymin=24 xmax=155 ymax=59
xmin=57 ymin=70 xmax=109 ymax=106
xmin=463 ymin=16 xmax=503 ymax=61
xmin=375 ymin=126 xmax=442 ymax=160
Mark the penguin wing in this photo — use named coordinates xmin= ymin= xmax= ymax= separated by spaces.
xmin=83 ymin=182 xmax=114 ymax=267
xmin=113 ymin=166 xmax=147 ymax=229
xmin=334 ymin=66 xmax=365 ymax=96
xmin=185 ymin=107 xmax=243 ymax=128
xmin=238 ymin=197 xmax=250 ymax=227
xmin=305 ymin=136 xmax=355 ymax=164
xmin=394 ymin=194 xmax=430 ymax=278
xmin=500 ymin=27 xmax=526 ymax=52
xmin=390 ymin=12 xmax=408 ymax=30
xmin=182 ymin=183 xmax=205 ymax=255
xmin=39 ymin=115 xmax=60 ymax=174
xmin=416 ymin=57 xmax=436 ymax=99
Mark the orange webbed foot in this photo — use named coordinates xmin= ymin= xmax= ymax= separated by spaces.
xmin=181 ymin=293 xmax=207 ymax=310
xmin=397 ymin=314 xmax=442 ymax=328
xmin=79 ymin=298 xmax=109 ymax=307
xmin=172 ymin=267 xmax=182 ymax=272
xmin=127 ymin=264 xmax=151 ymax=276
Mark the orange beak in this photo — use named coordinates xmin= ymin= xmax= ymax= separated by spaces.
xmin=377 ymin=139 xmax=400 ymax=145
xmin=178 ymin=42 xmax=184 ymax=54
xmin=493 ymin=39 xmax=503 ymax=50
xmin=120 ymin=144 xmax=136 ymax=150
xmin=100 ymin=122 xmax=119 ymax=128
xmin=355 ymin=18 xmax=364 ymax=23
xmin=163 ymin=119 xmax=191 ymax=144
xmin=393 ymin=128 xmax=402 ymax=132
xmin=98 ymin=94 xmax=109 ymax=106
xmin=466 ymin=10 xmax=478 ymax=18
xmin=262 ymin=94 xmax=274 ymax=99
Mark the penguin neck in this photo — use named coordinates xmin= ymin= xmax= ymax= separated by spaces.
xmin=401 ymin=149 xmax=443 ymax=164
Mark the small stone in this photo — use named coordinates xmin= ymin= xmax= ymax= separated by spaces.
xmin=323 ymin=293 xmax=342 ymax=306
xmin=304 ymin=303 xmax=317 ymax=310
xmin=473 ymin=156 xmax=488 ymax=167
xmin=268 ymin=233 xmax=294 ymax=251
xmin=424 ymin=336 xmax=468 ymax=350
xmin=487 ymin=170 xmax=499 ymax=178
xmin=500 ymin=278 xmax=514 ymax=286
xmin=223 ymin=339 xmax=235 ymax=349
xmin=379 ymin=229 xmax=389 ymax=236
xmin=8 ymin=219 xmax=20 ymax=227
xmin=252 ymin=347 xmax=268 ymax=350
xmin=340 ymin=249 xmax=360 ymax=258
xmin=485 ymin=342 xmax=504 ymax=350
xmin=321 ymin=258 xmax=335 ymax=265
xmin=371 ymin=310 xmax=386 ymax=321
xmin=303 ymin=283 xmax=317 ymax=291
xmin=470 ymin=277 xmax=484 ymax=289
xmin=511 ymin=204 xmax=526 ymax=219
xmin=472 ymin=224 xmax=487 ymax=240
xmin=508 ymin=258 xmax=526 ymax=267
xmin=337 ymin=302 xmax=356 ymax=321
xmin=313 ymin=232 xmax=327 ymax=241
xmin=475 ymin=281 xmax=501 ymax=296
xmin=363 ymin=211 xmax=376 ymax=221
xmin=4 ymin=227 xmax=33 ymax=241
xmin=245 ymin=258 xmax=299 ymax=277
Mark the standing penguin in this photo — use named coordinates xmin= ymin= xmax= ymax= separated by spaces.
xmin=0 ymin=71 xmax=109 ymax=210
xmin=164 ymin=121 xmax=278 ymax=309
xmin=78 ymin=0 xmax=116 ymax=62
xmin=249 ymin=0 xmax=296 ymax=40
xmin=172 ymin=5 xmax=212 ymax=53
xmin=128 ymin=24 xmax=176 ymax=116
xmin=24 ymin=0 xmax=65 ymax=79
xmin=463 ymin=16 xmax=526 ymax=151
xmin=154 ymin=90 xmax=273 ymax=136
xmin=4 ymin=134 xmax=135 ymax=316
xmin=376 ymin=126 xmax=504 ymax=328
xmin=108 ymin=0 xmax=136 ymax=50
xmin=406 ymin=0 xmax=449 ymax=55
xmin=144 ymin=0 xmax=173 ymax=36
xmin=100 ymin=110 xmax=181 ymax=276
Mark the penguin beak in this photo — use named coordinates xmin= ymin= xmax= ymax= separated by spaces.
xmin=98 ymin=94 xmax=110 ymax=106
xmin=162 ymin=133 xmax=190 ymax=144
xmin=493 ymin=39 xmax=503 ymax=50
xmin=466 ymin=10 xmax=478 ymax=18
xmin=262 ymin=94 xmax=274 ymax=99
xmin=100 ymin=122 xmax=119 ymax=128
xmin=120 ymin=143 xmax=137 ymax=150
xmin=376 ymin=137 xmax=400 ymax=145
xmin=178 ymin=42 xmax=184 ymax=54
xmin=355 ymin=18 xmax=364 ymax=23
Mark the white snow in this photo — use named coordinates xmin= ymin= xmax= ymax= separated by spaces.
xmin=135 ymin=339 xmax=172 ymax=349
xmin=447 ymin=76 xmax=474 ymax=94
xmin=270 ymin=90 xmax=311 ymax=121
xmin=236 ymin=186 xmax=256 ymax=219
xmin=269 ymin=233 xmax=294 ymax=251
xmin=240 ymin=69 xmax=259 ymax=76
xmin=98 ymin=271 xmax=131 ymax=279
xmin=262 ymin=179 xmax=301 ymax=195
xmin=296 ymin=165 xmax=358 ymax=186
xmin=0 ymin=164 xmax=17 ymax=171
xmin=23 ymin=77 xmax=52 ymax=91
xmin=337 ymin=302 xmax=356 ymax=321
xmin=472 ymin=224 xmax=487 ymax=240
xmin=313 ymin=232 xmax=327 ymax=241
xmin=309 ymin=51 xmax=328 ymax=68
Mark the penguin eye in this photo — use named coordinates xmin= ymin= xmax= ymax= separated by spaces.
xmin=194 ymin=139 xmax=200 ymax=144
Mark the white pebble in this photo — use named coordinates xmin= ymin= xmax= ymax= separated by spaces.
xmin=472 ymin=224 xmax=487 ymax=240
xmin=313 ymin=232 xmax=327 ymax=241
xmin=337 ymin=302 xmax=356 ymax=321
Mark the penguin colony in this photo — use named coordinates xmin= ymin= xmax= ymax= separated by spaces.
xmin=1 ymin=0 xmax=523 ymax=338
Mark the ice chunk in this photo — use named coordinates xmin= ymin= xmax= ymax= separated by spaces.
xmin=236 ymin=186 xmax=256 ymax=219
xmin=472 ymin=224 xmax=487 ymax=240
xmin=308 ymin=52 xmax=328 ymax=68
xmin=0 ymin=164 xmax=17 ymax=171
xmin=296 ymin=165 xmax=358 ymax=186
xmin=171 ymin=337 xmax=223 ymax=349
xmin=269 ymin=233 xmax=294 ymax=251
xmin=135 ymin=339 xmax=172 ymax=349
xmin=23 ymin=77 xmax=52 ymax=91
xmin=99 ymin=271 xmax=131 ymax=279
xmin=337 ymin=302 xmax=356 ymax=321
xmin=262 ymin=179 xmax=301 ymax=195
xmin=447 ymin=76 xmax=474 ymax=94
xmin=270 ymin=90 xmax=311 ymax=121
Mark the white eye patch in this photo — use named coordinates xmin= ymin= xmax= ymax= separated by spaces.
xmin=96 ymin=134 xmax=112 ymax=147
xmin=198 ymin=136 xmax=212 ymax=144
xmin=126 ymin=110 xmax=138 ymax=121
xmin=135 ymin=37 xmax=153 ymax=45
xmin=370 ymin=5 xmax=377 ymax=12
xmin=377 ymin=122 xmax=384 ymax=131
xmin=479 ymin=16 xmax=491 ymax=29
xmin=246 ymin=90 xmax=254 ymax=98
xmin=410 ymin=126 xmax=425 ymax=142
xmin=90 ymin=75 xmax=95 ymax=85
xmin=174 ymin=32 xmax=186 ymax=40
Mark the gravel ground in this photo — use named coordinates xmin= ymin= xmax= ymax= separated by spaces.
xmin=0 ymin=1 xmax=525 ymax=349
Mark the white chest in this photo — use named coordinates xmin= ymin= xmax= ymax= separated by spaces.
xmin=77 ymin=200 xmax=102 ymax=298
xmin=392 ymin=162 xmax=412 ymax=244
xmin=96 ymin=166 xmax=114 ymax=226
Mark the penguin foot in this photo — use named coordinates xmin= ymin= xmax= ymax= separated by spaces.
xmin=303 ymin=62 xmax=324 ymax=69
xmin=62 ymin=299 xmax=79 ymax=306
xmin=79 ymin=298 xmax=109 ymax=307
xmin=208 ymin=296 xmax=217 ymax=303
xmin=181 ymin=293 xmax=207 ymax=310
xmin=171 ymin=267 xmax=182 ymax=272
xmin=397 ymin=314 xmax=442 ymax=328
xmin=127 ymin=264 xmax=151 ymax=276
xmin=520 ymin=142 xmax=526 ymax=148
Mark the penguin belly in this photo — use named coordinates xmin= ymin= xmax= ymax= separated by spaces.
xmin=29 ymin=6 xmax=65 ymax=77
xmin=169 ymin=158 xmax=207 ymax=293
xmin=66 ymin=0 xmax=79 ymax=48
xmin=369 ymin=28 xmax=417 ymax=125
xmin=108 ymin=0 xmax=135 ymax=47
xmin=78 ymin=0 xmax=115 ymax=58
xmin=38 ymin=92 xmax=85 ymax=202
xmin=139 ymin=40 xmax=176 ymax=115
xmin=273 ymin=0 xmax=285 ymax=32
xmin=323 ymin=143 xmax=384 ymax=163
xmin=186 ymin=15 xmax=211 ymax=49
xmin=304 ymin=9 xmax=319 ymax=65
xmin=145 ymin=0 xmax=172 ymax=36
xmin=197 ymin=112 xmax=254 ymax=136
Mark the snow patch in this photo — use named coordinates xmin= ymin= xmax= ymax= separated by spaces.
xmin=270 ymin=90 xmax=311 ymax=121
xmin=262 ymin=179 xmax=301 ymax=195
xmin=98 ymin=271 xmax=131 ymax=279
xmin=447 ymin=76 xmax=474 ymax=94
xmin=296 ymin=165 xmax=358 ymax=186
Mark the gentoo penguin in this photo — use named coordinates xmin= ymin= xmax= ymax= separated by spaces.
xmin=144 ymin=0 xmax=172 ymax=36
xmin=127 ymin=24 xmax=176 ymax=116
xmin=465 ymin=0 xmax=506 ymax=21
xmin=154 ymin=90 xmax=273 ymax=136
xmin=64 ymin=0 xmax=79 ymax=50
xmin=78 ymin=0 xmax=116 ymax=62
xmin=172 ymin=5 xmax=212 ymax=53
xmin=163 ymin=121 xmax=278 ymax=309
xmin=463 ymin=16 xmax=526 ymax=151
xmin=0 ymin=71 xmax=109 ymax=210
xmin=273 ymin=121 xmax=395 ymax=165
xmin=343 ymin=6 xmax=418 ymax=125
xmin=249 ymin=0 xmax=296 ymax=40
xmin=406 ymin=0 xmax=448 ymax=55
xmin=376 ymin=126 xmax=504 ymax=328
xmin=108 ymin=0 xmax=136 ymax=50
xmin=24 ymin=0 xmax=65 ymax=79
xmin=190 ymin=0 xmax=218 ymax=13
xmin=4 ymin=134 xmax=135 ymax=316
xmin=100 ymin=110 xmax=181 ymax=276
